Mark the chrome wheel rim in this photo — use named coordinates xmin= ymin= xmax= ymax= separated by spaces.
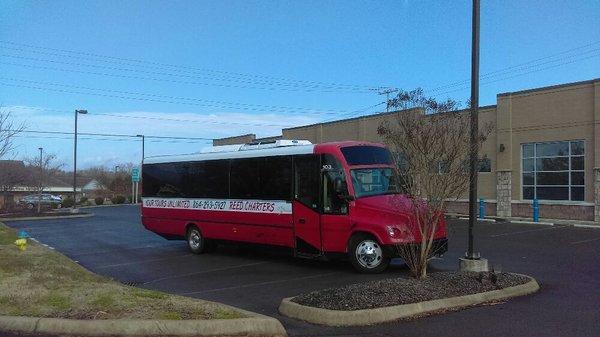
xmin=189 ymin=230 xmax=201 ymax=250
xmin=355 ymin=240 xmax=383 ymax=269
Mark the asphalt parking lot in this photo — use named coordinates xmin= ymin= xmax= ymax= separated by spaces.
xmin=4 ymin=205 xmax=600 ymax=337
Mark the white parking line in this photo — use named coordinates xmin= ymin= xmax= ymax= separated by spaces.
xmin=69 ymin=243 xmax=179 ymax=257
xmin=181 ymin=272 xmax=339 ymax=295
xmin=570 ymin=237 xmax=600 ymax=245
xmin=489 ymin=225 xmax=569 ymax=238
xmin=95 ymin=253 xmax=193 ymax=269
xmin=143 ymin=261 xmax=272 ymax=285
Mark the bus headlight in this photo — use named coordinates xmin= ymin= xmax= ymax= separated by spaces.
xmin=386 ymin=226 xmax=401 ymax=238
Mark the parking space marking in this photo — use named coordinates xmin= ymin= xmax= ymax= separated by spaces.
xmin=95 ymin=253 xmax=193 ymax=269
xmin=180 ymin=272 xmax=339 ymax=295
xmin=570 ymin=237 xmax=600 ymax=245
xmin=143 ymin=261 xmax=272 ymax=285
xmin=489 ymin=225 xmax=569 ymax=238
xmin=68 ymin=243 xmax=180 ymax=257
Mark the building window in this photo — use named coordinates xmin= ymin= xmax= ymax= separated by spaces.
xmin=478 ymin=156 xmax=491 ymax=172
xmin=522 ymin=140 xmax=584 ymax=201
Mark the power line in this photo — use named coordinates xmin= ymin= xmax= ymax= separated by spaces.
xmin=0 ymin=79 xmax=347 ymax=116
xmin=426 ymin=41 xmax=600 ymax=93
xmin=0 ymin=40 xmax=388 ymax=91
xmin=431 ymin=52 xmax=600 ymax=98
xmin=13 ymin=134 xmax=211 ymax=144
xmin=13 ymin=129 xmax=213 ymax=140
xmin=3 ymin=105 xmax=298 ymax=128
xmin=0 ymin=61 xmax=369 ymax=94
xmin=0 ymin=54 xmax=376 ymax=93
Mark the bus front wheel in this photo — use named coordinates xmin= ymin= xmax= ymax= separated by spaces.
xmin=186 ymin=226 xmax=215 ymax=254
xmin=348 ymin=234 xmax=390 ymax=273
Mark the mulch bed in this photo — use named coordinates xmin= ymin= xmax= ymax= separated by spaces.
xmin=291 ymin=271 xmax=530 ymax=311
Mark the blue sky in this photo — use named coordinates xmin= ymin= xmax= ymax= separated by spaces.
xmin=1 ymin=0 xmax=599 ymax=170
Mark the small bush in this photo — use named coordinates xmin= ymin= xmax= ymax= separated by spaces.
xmin=79 ymin=197 xmax=88 ymax=204
xmin=62 ymin=197 xmax=75 ymax=208
xmin=111 ymin=195 xmax=126 ymax=204
xmin=94 ymin=197 xmax=105 ymax=205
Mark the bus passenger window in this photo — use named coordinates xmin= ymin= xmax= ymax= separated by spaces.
xmin=322 ymin=155 xmax=348 ymax=214
xmin=294 ymin=155 xmax=320 ymax=209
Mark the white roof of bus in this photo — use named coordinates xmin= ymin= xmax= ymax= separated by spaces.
xmin=144 ymin=140 xmax=315 ymax=164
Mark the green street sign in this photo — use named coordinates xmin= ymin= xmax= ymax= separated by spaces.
xmin=131 ymin=168 xmax=140 ymax=182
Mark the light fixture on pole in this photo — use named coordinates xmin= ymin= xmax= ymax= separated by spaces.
xmin=136 ymin=134 xmax=145 ymax=163
xmin=73 ymin=109 xmax=88 ymax=213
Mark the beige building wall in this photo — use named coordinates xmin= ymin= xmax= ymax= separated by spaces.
xmin=499 ymin=80 xmax=597 ymax=203
xmin=214 ymin=78 xmax=600 ymax=221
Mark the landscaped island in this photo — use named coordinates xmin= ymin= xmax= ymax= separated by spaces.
xmin=0 ymin=222 xmax=242 ymax=320
xmin=292 ymin=272 xmax=530 ymax=311
xmin=280 ymin=271 xmax=538 ymax=326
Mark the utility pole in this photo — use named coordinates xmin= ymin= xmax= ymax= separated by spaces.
xmin=378 ymin=88 xmax=399 ymax=113
xmin=73 ymin=109 xmax=88 ymax=212
xmin=460 ymin=0 xmax=488 ymax=272
xmin=37 ymin=147 xmax=42 ymax=214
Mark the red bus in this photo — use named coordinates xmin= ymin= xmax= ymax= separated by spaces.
xmin=141 ymin=140 xmax=447 ymax=273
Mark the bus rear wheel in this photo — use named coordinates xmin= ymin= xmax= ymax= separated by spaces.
xmin=348 ymin=234 xmax=390 ymax=273
xmin=186 ymin=226 xmax=215 ymax=254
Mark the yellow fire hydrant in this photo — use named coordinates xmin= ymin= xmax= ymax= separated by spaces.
xmin=14 ymin=230 xmax=29 ymax=251
xmin=14 ymin=238 xmax=27 ymax=251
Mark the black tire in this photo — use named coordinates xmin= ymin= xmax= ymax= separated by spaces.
xmin=56 ymin=203 xmax=62 ymax=209
xmin=348 ymin=234 xmax=390 ymax=274
xmin=27 ymin=203 xmax=34 ymax=210
xmin=186 ymin=226 xmax=208 ymax=254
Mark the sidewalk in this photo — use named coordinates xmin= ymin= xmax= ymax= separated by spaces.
xmin=446 ymin=213 xmax=599 ymax=228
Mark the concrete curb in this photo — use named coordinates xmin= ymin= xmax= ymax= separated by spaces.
xmin=79 ymin=204 xmax=140 ymax=209
xmin=0 ymin=213 xmax=93 ymax=222
xmin=0 ymin=316 xmax=287 ymax=336
xmin=279 ymin=274 xmax=539 ymax=326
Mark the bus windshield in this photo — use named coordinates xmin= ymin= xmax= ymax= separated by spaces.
xmin=350 ymin=168 xmax=400 ymax=198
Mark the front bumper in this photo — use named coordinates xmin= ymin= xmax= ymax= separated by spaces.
xmin=384 ymin=238 xmax=448 ymax=257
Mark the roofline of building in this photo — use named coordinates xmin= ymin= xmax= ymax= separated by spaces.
xmin=498 ymin=77 xmax=600 ymax=97
xmin=282 ymin=104 xmax=497 ymax=131
xmin=213 ymin=133 xmax=256 ymax=141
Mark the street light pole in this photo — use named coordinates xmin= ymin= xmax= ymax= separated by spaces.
xmin=468 ymin=0 xmax=480 ymax=260
xmin=73 ymin=109 xmax=88 ymax=212
xmin=136 ymin=135 xmax=145 ymax=204
xmin=460 ymin=0 xmax=488 ymax=272
xmin=37 ymin=147 xmax=42 ymax=214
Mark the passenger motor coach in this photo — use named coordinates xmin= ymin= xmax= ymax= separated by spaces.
xmin=141 ymin=140 xmax=447 ymax=273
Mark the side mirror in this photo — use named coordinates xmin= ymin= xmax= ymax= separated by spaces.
xmin=334 ymin=178 xmax=354 ymax=201
xmin=334 ymin=178 xmax=346 ymax=194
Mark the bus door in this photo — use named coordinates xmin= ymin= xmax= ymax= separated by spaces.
xmin=293 ymin=155 xmax=322 ymax=255
xmin=319 ymin=154 xmax=351 ymax=253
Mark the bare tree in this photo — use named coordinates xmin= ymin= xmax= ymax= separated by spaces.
xmin=83 ymin=162 xmax=135 ymax=199
xmin=0 ymin=109 xmax=26 ymax=160
xmin=378 ymin=88 xmax=493 ymax=278
xmin=24 ymin=153 xmax=63 ymax=213
xmin=0 ymin=160 xmax=28 ymax=211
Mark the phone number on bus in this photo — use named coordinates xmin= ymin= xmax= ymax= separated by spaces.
xmin=142 ymin=197 xmax=292 ymax=214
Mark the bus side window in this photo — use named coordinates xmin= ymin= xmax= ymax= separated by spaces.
xmin=230 ymin=158 xmax=261 ymax=199
xmin=322 ymin=154 xmax=348 ymax=215
xmin=294 ymin=155 xmax=320 ymax=209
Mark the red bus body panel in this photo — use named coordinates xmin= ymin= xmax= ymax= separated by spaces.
xmin=141 ymin=141 xmax=447 ymax=255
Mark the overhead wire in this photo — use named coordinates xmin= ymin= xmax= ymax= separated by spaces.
xmin=0 ymin=41 xmax=387 ymax=92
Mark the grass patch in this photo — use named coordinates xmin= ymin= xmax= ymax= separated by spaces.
xmin=0 ymin=222 xmax=246 ymax=320
xmin=160 ymin=311 xmax=183 ymax=320
xmin=213 ymin=308 xmax=245 ymax=319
